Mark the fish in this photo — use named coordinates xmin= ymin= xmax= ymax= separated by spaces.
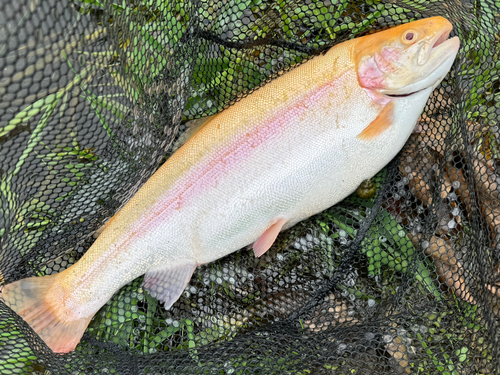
xmin=0 ymin=16 xmax=460 ymax=353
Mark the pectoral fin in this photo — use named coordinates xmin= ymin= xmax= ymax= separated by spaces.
xmin=143 ymin=262 xmax=197 ymax=309
xmin=252 ymin=218 xmax=287 ymax=258
xmin=357 ymin=101 xmax=394 ymax=140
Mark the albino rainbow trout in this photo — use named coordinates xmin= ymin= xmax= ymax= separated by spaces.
xmin=1 ymin=17 xmax=460 ymax=353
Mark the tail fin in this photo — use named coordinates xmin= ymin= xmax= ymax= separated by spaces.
xmin=1 ymin=274 xmax=92 ymax=353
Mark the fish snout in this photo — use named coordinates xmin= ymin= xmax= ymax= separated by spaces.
xmin=417 ymin=24 xmax=456 ymax=66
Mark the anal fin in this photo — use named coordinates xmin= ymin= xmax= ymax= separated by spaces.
xmin=253 ymin=218 xmax=287 ymax=258
xmin=143 ymin=262 xmax=197 ymax=309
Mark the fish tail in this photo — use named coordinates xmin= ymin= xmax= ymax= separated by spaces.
xmin=1 ymin=274 xmax=92 ymax=353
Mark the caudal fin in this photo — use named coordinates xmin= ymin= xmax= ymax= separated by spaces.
xmin=1 ymin=274 xmax=92 ymax=353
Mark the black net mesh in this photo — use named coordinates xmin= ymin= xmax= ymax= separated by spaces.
xmin=1 ymin=0 xmax=499 ymax=373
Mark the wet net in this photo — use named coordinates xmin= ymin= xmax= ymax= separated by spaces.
xmin=1 ymin=0 xmax=499 ymax=373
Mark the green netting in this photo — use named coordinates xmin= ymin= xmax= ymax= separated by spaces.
xmin=1 ymin=0 xmax=500 ymax=373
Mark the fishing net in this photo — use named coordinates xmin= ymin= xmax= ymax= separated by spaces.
xmin=1 ymin=0 xmax=499 ymax=373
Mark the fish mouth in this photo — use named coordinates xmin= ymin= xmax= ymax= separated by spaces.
xmin=417 ymin=26 xmax=453 ymax=66
xmin=433 ymin=28 xmax=452 ymax=48
xmin=384 ymin=88 xmax=426 ymax=98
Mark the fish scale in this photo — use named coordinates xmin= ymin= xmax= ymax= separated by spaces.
xmin=1 ymin=16 xmax=460 ymax=354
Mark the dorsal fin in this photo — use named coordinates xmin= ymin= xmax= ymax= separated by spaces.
xmin=93 ymin=217 xmax=115 ymax=238
xmin=172 ymin=115 xmax=215 ymax=152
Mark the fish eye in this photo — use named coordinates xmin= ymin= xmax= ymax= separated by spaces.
xmin=402 ymin=30 xmax=418 ymax=44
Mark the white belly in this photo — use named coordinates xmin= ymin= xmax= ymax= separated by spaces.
xmin=137 ymin=78 xmax=431 ymax=267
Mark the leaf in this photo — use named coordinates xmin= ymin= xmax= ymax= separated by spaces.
xmin=415 ymin=262 xmax=442 ymax=301
xmin=0 ymin=94 xmax=57 ymax=138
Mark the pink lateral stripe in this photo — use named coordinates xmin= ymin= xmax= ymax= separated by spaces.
xmin=144 ymin=77 xmax=343 ymax=226
xmin=81 ymin=76 xmax=344 ymax=280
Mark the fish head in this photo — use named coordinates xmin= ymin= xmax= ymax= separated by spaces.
xmin=354 ymin=16 xmax=460 ymax=97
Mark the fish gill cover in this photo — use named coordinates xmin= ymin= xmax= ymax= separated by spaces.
xmin=0 ymin=0 xmax=499 ymax=373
